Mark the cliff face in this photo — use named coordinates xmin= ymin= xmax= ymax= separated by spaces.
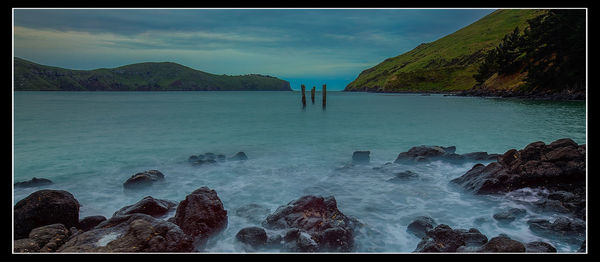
xmin=344 ymin=9 xmax=543 ymax=93
xmin=13 ymin=57 xmax=292 ymax=91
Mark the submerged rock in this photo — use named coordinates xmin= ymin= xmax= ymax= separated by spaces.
xmin=261 ymin=195 xmax=357 ymax=252
xmin=406 ymin=216 xmax=437 ymax=238
xmin=394 ymin=145 xmax=498 ymax=164
xmin=527 ymin=217 xmax=585 ymax=242
xmin=414 ymin=224 xmax=488 ymax=252
xmin=492 ymin=208 xmax=527 ymax=223
xmin=122 ymin=170 xmax=165 ymax=190
xmin=229 ymin=151 xmax=248 ymax=161
xmin=173 ymin=187 xmax=228 ymax=246
xmin=14 ymin=189 xmax=80 ymax=240
xmin=113 ymin=196 xmax=177 ymax=218
xmin=352 ymin=151 xmax=370 ymax=165
xmin=388 ymin=170 xmax=420 ymax=183
xmin=58 ymin=213 xmax=194 ymax=252
xmin=14 ymin=177 xmax=53 ymax=188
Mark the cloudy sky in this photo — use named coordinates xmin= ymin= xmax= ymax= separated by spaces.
xmin=13 ymin=8 xmax=495 ymax=90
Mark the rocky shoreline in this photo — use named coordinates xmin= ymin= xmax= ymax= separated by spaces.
xmin=344 ymin=88 xmax=585 ymax=101
xmin=13 ymin=139 xmax=586 ymax=253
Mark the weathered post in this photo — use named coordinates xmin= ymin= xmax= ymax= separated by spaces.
xmin=322 ymin=84 xmax=327 ymax=108
xmin=301 ymin=84 xmax=306 ymax=107
xmin=311 ymin=86 xmax=315 ymax=104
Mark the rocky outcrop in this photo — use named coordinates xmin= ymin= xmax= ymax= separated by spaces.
xmin=352 ymin=151 xmax=370 ymax=165
xmin=236 ymin=227 xmax=268 ymax=248
xmin=451 ymin=138 xmax=586 ymax=219
xmin=58 ymin=213 xmax=194 ymax=252
xmin=477 ymin=235 xmax=526 ymax=252
xmin=261 ymin=195 xmax=358 ymax=252
xmin=78 ymin=216 xmax=107 ymax=232
xmin=457 ymin=87 xmax=585 ymax=101
xmin=14 ymin=177 xmax=53 ymax=188
xmin=527 ymin=217 xmax=585 ymax=244
xmin=173 ymin=187 xmax=228 ymax=246
xmin=113 ymin=196 xmax=177 ymax=218
xmin=123 ymin=170 xmax=165 ymax=189
xmin=14 ymin=189 xmax=80 ymax=240
xmin=14 ymin=224 xmax=71 ymax=252
xmin=394 ymin=145 xmax=499 ymax=164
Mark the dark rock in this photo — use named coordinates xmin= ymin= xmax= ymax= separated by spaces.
xmin=236 ymin=227 xmax=268 ymax=247
xmin=14 ymin=224 xmax=71 ymax=252
xmin=58 ymin=213 xmax=194 ymax=252
xmin=406 ymin=216 xmax=436 ymax=238
xmin=235 ymin=204 xmax=271 ymax=224
xmin=525 ymin=241 xmax=557 ymax=252
xmin=477 ymin=235 xmax=526 ymax=252
xmin=414 ymin=224 xmax=488 ymax=252
xmin=113 ymin=196 xmax=177 ymax=218
xmin=394 ymin=145 xmax=494 ymax=164
xmin=14 ymin=189 xmax=80 ymax=240
xmin=123 ymin=170 xmax=165 ymax=190
xmin=229 ymin=152 xmax=248 ymax=161
xmin=351 ymin=151 xmax=370 ymax=164
xmin=217 ymin=154 xmax=226 ymax=162
xmin=527 ymin=217 xmax=585 ymax=242
xmin=173 ymin=187 xmax=228 ymax=245
xmin=493 ymin=208 xmax=527 ymax=223
xmin=78 ymin=216 xmax=107 ymax=231
xmin=262 ymin=195 xmax=356 ymax=252
xmin=462 ymin=152 xmax=495 ymax=161
xmin=14 ymin=177 xmax=53 ymax=188
xmin=204 ymin=153 xmax=216 ymax=160
xmin=188 ymin=155 xmax=199 ymax=163
xmin=388 ymin=171 xmax=420 ymax=183
xmin=192 ymin=159 xmax=217 ymax=166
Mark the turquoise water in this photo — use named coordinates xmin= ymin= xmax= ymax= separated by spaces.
xmin=13 ymin=91 xmax=586 ymax=252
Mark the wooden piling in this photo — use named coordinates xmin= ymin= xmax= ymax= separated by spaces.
xmin=311 ymin=86 xmax=315 ymax=104
xmin=322 ymin=84 xmax=327 ymax=108
xmin=301 ymin=84 xmax=306 ymax=107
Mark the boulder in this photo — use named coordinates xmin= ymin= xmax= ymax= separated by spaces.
xmin=78 ymin=216 xmax=107 ymax=231
xmin=14 ymin=189 xmax=80 ymax=240
xmin=58 ymin=213 xmax=194 ymax=252
xmin=122 ymin=170 xmax=165 ymax=190
xmin=236 ymin=226 xmax=268 ymax=248
xmin=261 ymin=195 xmax=356 ymax=252
xmin=406 ymin=216 xmax=437 ymax=238
xmin=173 ymin=187 xmax=228 ymax=245
xmin=477 ymin=235 xmax=526 ymax=252
xmin=14 ymin=177 xmax=53 ymax=188
xmin=527 ymin=217 xmax=585 ymax=242
xmin=113 ymin=196 xmax=177 ymax=218
xmin=351 ymin=151 xmax=370 ymax=165
xmin=229 ymin=152 xmax=248 ymax=161
xmin=414 ymin=224 xmax=488 ymax=252
xmin=14 ymin=223 xmax=71 ymax=252
xmin=525 ymin=241 xmax=557 ymax=252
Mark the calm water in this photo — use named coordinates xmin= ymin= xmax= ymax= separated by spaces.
xmin=13 ymin=91 xmax=586 ymax=252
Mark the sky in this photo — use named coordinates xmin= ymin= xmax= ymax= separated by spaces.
xmin=13 ymin=8 xmax=496 ymax=91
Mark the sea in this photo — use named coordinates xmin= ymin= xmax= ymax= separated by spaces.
xmin=13 ymin=91 xmax=586 ymax=252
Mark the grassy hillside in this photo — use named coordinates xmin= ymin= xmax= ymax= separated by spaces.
xmin=344 ymin=9 xmax=544 ymax=92
xmin=13 ymin=57 xmax=292 ymax=91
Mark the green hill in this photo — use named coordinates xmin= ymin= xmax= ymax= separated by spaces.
xmin=344 ymin=9 xmax=544 ymax=93
xmin=13 ymin=57 xmax=292 ymax=91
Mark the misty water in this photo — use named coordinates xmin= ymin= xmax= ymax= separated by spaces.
xmin=13 ymin=91 xmax=586 ymax=252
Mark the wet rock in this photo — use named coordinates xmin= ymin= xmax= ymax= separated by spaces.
xmin=192 ymin=159 xmax=217 ymax=166
xmin=236 ymin=227 xmax=268 ymax=248
xmin=229 ymin=152 xmax=248 ymax=161
xmin=394 ymin=145 xmax=448 ymax=163
xmin=493 ymin=208 xmax=527 ymax=223
xmin=406 ymin=216 xmax=437 ymax=238
xmin=351 ymin=151 xmax=370 ymax=164
xmin=78 ymin=216 xmax=107 ymax=232
xmin=525 ymin=241 xmax=557 ymax=252
xmin=462 ymin=152 xmax=499 ymax=161
xmin=14 ymin=223 xmax=71 ymax=252
xmin=527 ymin=217 xmax=585 ymax=242
xmin=123 ymin=170 xmax=165 ymax=190
xmin=262 ymin=195 xmax=356 ymax=252
xmin=14 ymin=189 xmax=80 ymax=240
xmin=14 ymin=177 xmax=53 ymax=188
xmin=173 ymin=187 xmax=228 ymax=246
xmin=216 ymin=154 xmax=226 ymax=162
xmin=414 ymin=224 xmax=488 ymax=252
xmin=113 ymin=196 xmax=177 ymax=218
xmin=58 ymin=213 xmax=194 ymax=252
xmin=477 ymin=235 xmax=526 ymax=252
xmin=188 ymin=155 xmax=199 ymax=163
xmin=235 ymin=204 xmax=271 ymax=224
